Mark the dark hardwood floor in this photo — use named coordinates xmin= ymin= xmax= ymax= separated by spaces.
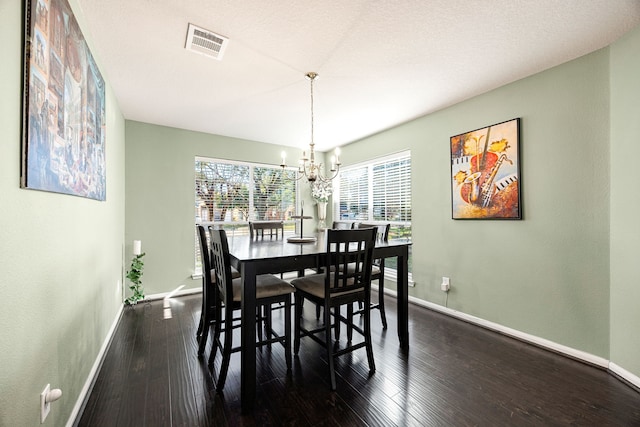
xmin=76 ymin=292 xmax=640 ymax=426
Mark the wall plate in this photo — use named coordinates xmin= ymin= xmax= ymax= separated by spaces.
xmin=40 ymin=384 xmax=51 ymax=423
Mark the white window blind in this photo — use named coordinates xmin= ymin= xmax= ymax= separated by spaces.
xmin=252 ymin=166 xmax=297 ymax=221
xmin=195 ymin=158 xmax=297 ymax=225
xmin=336 ymin=151 xmax=411 ymax=226
xmin=372 ymin=156 xmax=412 ymax=223
xmin=335 ymin=151 xmax=412 ymax=275
xmin=338 ymin=166 xmax=369 ymax=220
xmin=196 ymin=161 xmax=250 ymax=223
xmin=194 ymin=157 xmax=298 ymax=272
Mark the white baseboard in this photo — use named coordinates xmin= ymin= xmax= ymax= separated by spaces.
xmin=145 ymin=286 xmax=201 ymax=301
xmin=413 ymin=298 xmax=609 ymax=368
xmin=66 ymin=303 xmax=124 ymax=427
xmin=66 ymin=286 xmax=200 ymax=425
xmin=408 ymin=296 xmax=640 ymax=392
xmin=609 ymin=361 xmax=640 ymax=390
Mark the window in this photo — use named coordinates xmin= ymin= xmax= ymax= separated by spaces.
xmin=335 ymin=151 xmax=412 ymax=275
xmin=194 ymin=157 xmax=298 ymax=271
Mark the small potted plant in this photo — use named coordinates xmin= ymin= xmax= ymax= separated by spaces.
xmin=125 ymin=240 xmax=145 ymax=305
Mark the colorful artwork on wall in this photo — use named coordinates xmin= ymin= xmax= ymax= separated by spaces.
xmin=22 ymin=0 xmax=106 ymax=201
xmin=450 ymin=118 xmax=521 ymax=219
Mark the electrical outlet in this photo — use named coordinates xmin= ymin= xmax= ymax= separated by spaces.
xmin=441 ymin=277 xmax=450 ymax=292
xmin=40 ymin=384 xmax=51 ymax=423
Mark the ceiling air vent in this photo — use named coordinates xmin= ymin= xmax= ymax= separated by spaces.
xmin=185 ymin=23 xmax=229 ymax=60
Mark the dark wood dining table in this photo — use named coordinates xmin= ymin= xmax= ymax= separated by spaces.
xmin=226 ymin=231 xmax=412 ymax=413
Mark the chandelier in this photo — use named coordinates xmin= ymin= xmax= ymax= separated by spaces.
xmin=280 ymin=72 xmax=341 ymax=182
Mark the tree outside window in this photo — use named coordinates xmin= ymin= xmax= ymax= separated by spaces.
xmin=194 ymin=157 xmax=298 ymax=271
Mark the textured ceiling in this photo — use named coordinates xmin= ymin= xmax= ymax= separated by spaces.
xmin=77 ymin=0 xmax=640 ymax=152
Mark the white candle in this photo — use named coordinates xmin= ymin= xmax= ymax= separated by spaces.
xmin=133 ymin=240 xmax=142 ymax=256
xmin=281 ymin=151 xmax=286 ymax=165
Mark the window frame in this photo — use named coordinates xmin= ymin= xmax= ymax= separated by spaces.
xmin=333 ymin=150 xmax=412 ymax=282
xmin=194 ymin=156 xmax=299 ymax=274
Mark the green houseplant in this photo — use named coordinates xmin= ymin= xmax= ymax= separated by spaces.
xmin=125 ymin=251 xmax=145 ymax=305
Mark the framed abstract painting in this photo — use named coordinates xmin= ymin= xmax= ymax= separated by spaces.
xmin=450 ymin=118 xmax=521 ymax=219
xmin=21 ymin=0 xmax=106 ymax=200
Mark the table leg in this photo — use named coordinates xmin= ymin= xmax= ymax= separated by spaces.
xmin=396 ymin=246 xmax=410 ymax=349
xmin=240 ymin=263 xmax=257 ymax=413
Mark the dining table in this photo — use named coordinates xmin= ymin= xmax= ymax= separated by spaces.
xmin=226 ymin=230 xmax=412 ymax=413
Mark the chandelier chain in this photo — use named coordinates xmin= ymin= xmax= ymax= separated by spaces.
xmin=310 ymin=75 xmax=314 ymax=149
xmin=279 ymin=72 xmax=340 ymax=183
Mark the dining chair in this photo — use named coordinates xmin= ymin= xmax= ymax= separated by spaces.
xmin=249 ymin=220 xmax=286 ymax=283
xmin=325 ymin=222 xmax=390 ymax=329
xmin=196 ymin=225 xmax=242 ymax=355
xmin=208 ymin=228 xmax=295 ymax=392
xmin=313 ymin=221 xmax=357 ymax=320
xmin=332 ymin=220 xmax=355 ymax=230
xmin=207 ymin=225 xmax=243 ymax=280
xmin=249 ymin=220 xmax=284 ymax=240
xmin=196 ymin=225 xmax=219 ymax=355
xmin=291 ymin=227 xmax=377 ymax=390
xmin=354 ymin=223 xmax=391 ymax=329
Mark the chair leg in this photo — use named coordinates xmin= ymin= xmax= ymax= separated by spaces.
xmin=198 ymin=320 xmax=209 ymax=356
xmin=201 ymin=286 xmax=220 ymax=356
xmin=216 ymin=306 xmax=234 ymax=392
xmin=198 ymin=293 xmax=213 ymax=355
xmin=257 ymin=306 xmax=264 ymax=344
xmin=196 ymin=297 xmax=205 ymax=339
xmin=363 ymin=296 xmax=376 ymax=375
xmin=324 ymin=303 xmax=337 ymax=391
xmin=346 ymin=303 xmax=354 ymax=343
xmin=197 ymin=276 xmax=207 ymax=340
xmin=196 ymin=317 xmax=203 ymax=340
xmin=266 ymin=304 xmax=273 ymax=350
xmin=208 ymin=299 xmax=223 ymax=367
xmin=378 ymin=276 xmax=387 ymax=330
xmin=197 ymin=286 xmax=210 ymax=355
xmin=284 ymin=297 xmax=292 ymax=370
xmin=294 ymin=294 xmax=303 ymax=355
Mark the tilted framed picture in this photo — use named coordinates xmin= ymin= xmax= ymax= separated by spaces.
xmin=21 ymin=0 xmax=106 ymax=200
xmin=450 ymin=118 xmax=521 ymax=219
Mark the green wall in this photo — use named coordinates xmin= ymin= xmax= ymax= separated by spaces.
xmin=610 ymin=26 xmax=640 ymax=377
xmin=125 ymin=121 xmax=321 ymax=295
xmin=0 ymin=0 xmax=126 ymax=425
xmin=341 ymin=49 xmax=612 ymax=357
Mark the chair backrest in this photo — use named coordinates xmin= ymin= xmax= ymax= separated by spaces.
xmin=197 ymin=225 xmax=216 ymax=308
xmin=249 ymin=220 xmax=284 ymax=240
xmin=356 ymin=222 xmax=390 ymax=243
xmin=323 ymin=228 xmax=377 ymax=297
xmin=332 ymin=221 xmax=355 ymax=230
xmin=209 ymin=228 xmax=234 ymax=305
